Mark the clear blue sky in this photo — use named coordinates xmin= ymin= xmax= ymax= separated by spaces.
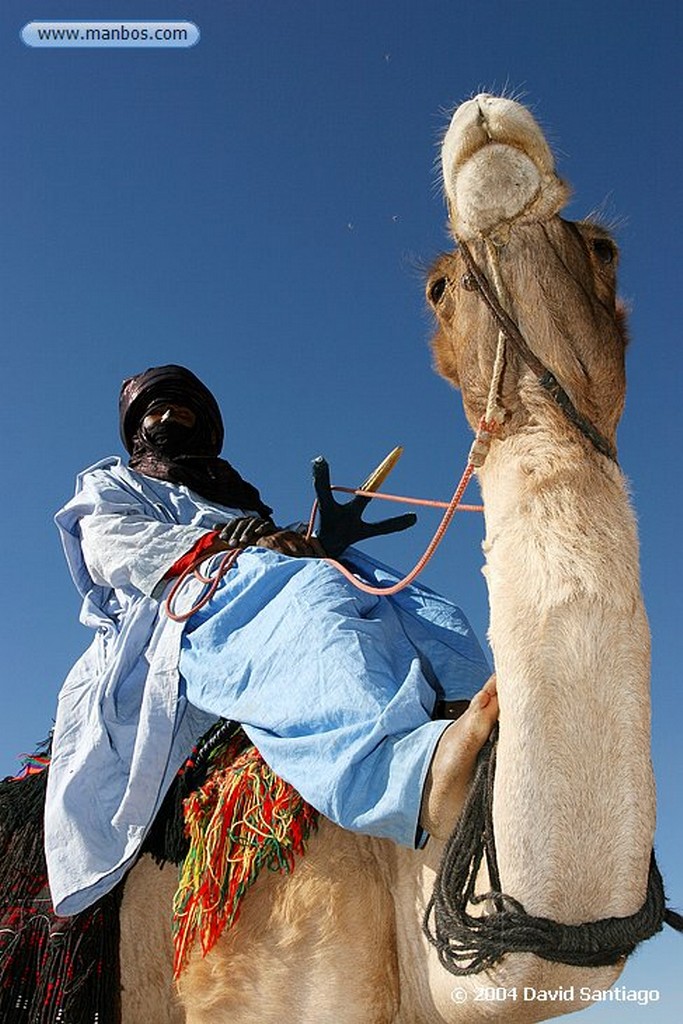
xmin=1 ymin=0 xmax=680 ymax=1015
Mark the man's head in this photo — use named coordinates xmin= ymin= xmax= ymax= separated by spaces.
xmin=119 ymin=363 xmax=272 ymax=515
xmin=119 ymin=365 xmax=224 ymax=459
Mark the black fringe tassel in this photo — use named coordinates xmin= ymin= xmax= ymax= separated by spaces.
xmin=0 ymin=767 xmax=122 ymax=1024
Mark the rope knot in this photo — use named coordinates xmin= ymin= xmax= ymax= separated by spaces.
xmin=468 ymin=415 xmax=503 ymax=467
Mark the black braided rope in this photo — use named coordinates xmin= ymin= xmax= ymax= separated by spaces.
xmin=424 ymin=726 xmax=683 ymax=974
xmin=458 ymin=240 xmax=619 ymax=465
xmin=537 ymin=370 xmax=617 ymax=464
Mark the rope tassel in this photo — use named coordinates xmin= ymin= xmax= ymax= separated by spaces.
xmin=172 ymin=731 xmax=318 ymax=978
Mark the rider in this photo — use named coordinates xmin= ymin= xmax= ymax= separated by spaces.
xmin=45 ymin=364 xmax=498 ymax=916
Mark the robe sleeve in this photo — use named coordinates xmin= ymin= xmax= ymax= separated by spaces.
xmin=57 ymin=468 xmax=216 ymax=598
xmin=80 ymin=514 xmax=213 ymax=596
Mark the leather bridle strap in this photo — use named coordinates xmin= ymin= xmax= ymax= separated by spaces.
xmin=459 ymin=239 xmax=618 ymax=464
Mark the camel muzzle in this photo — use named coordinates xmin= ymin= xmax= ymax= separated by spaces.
xmin=441 ymin=94 xmax=570 ymax=243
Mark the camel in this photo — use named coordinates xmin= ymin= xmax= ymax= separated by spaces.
xmin=119 ymin=94 xmax=657 ymax=1023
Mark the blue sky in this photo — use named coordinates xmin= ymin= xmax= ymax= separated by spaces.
xmin=1 ymin=0 xmax=680 ymax=1014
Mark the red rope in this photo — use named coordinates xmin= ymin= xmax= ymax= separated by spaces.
xmin=165 ymin=548 xmax=240 ymax=622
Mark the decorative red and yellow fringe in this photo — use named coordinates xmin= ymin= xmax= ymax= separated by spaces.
xmin=172 ymin=731 xmax=318 ymax=978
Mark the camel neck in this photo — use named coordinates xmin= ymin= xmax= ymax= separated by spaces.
xmin=475 ymin=431 xmax=655 ymax=924
xmin=477 ymin=431 xmax=641 ymax=607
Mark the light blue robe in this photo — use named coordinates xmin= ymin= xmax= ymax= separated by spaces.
xmin=45 ymin=458 xmax=490 ymax=917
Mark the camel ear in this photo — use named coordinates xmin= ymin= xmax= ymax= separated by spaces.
xmin=431 ymin=330 xmax=461 ymax=390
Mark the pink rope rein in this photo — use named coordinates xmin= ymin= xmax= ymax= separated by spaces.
xmin=305 ymin=464 xmax=480 ymax=597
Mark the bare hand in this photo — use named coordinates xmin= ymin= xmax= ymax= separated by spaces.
xmin=217 ymin=516 xmax=278 ymax=548
xmin=252 ymin=530 xmax=323 ymax=558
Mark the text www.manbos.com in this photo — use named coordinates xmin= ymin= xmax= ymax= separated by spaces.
xmin=21 ymin=22 xmax=200 ymax=48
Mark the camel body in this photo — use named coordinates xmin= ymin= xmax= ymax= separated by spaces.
xmin=120 ymin=95 xmax=656 ymax=1023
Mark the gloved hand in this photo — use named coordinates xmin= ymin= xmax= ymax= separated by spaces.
xmin=217 ymin=516 xmax=278 ymax=548
xmin=312 ymin=456 xmax=417 ymax=559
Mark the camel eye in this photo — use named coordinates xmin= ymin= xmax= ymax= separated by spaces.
xmin=428 ymin=277 xmax=448 ymax=305
xmin=592 ymin=238 xmax=615 ymax=264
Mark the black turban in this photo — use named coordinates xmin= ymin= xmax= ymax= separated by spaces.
xmin=119 ymin=365 xmax=272 ymax=517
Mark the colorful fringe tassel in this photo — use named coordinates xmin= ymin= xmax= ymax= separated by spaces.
xmin=13 ymin=753 xmax=50 ymax=780
xmin=172 ymin=730 xmax=318 ymax=977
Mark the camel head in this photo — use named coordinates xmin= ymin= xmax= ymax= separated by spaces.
xmin=428 ymin=94 xmax=628 ymax=451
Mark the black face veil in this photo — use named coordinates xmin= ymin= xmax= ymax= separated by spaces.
xmin=119 ymin=365 xmax=272 ymax=517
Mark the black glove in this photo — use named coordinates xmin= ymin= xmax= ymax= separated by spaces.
xmin=312 ymin=456 xmax=416 ymax=559
xmin=217 ymin=516 xmax=277 ymax=548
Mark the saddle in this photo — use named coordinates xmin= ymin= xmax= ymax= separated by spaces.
xmin=0 ymin=721 xmax=317 ymax=1023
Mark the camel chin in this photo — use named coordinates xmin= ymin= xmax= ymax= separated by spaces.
xmin=441 ymin=94 xmax=570 ymax=241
